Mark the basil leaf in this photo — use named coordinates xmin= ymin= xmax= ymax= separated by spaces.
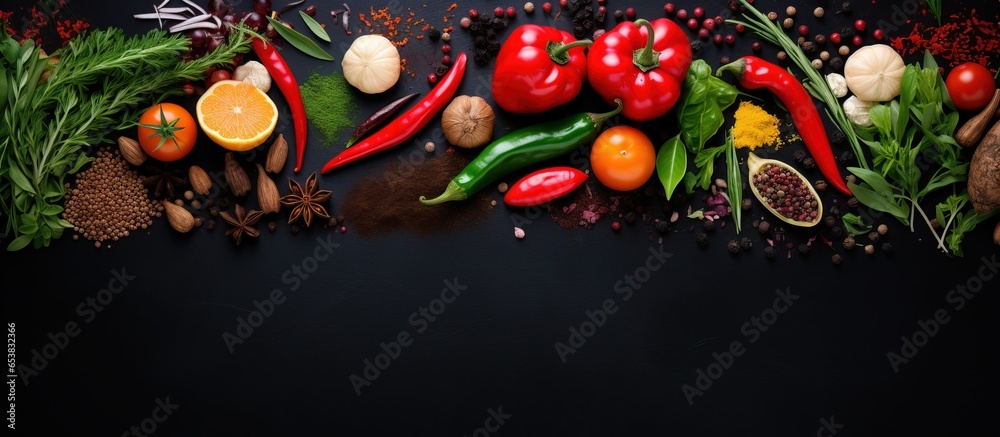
xmin=847 ymin=166 xmax=895 ymax=196
xmin=299 ymin=11 xmax=331 ymax=43
xmin=6 ymin=234 xmax=32 ymax=251
xmin=848 ymin=182 xmax=909 ymax=223
xmin=676 ymin=60 xmax=738 ymax=154
xmin=265 ymin=16 xmax=334 ymax=61
xmin=656 ymin=135 xmax=687 ymax=200
xmin=841 ymin=213 xmax=871 ymax=236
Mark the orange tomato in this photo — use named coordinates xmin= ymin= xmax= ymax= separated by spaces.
xmin=589 ymin=126 xmax=656 ymax=191
xmin=137 ymin=103 xmax=198 ymax=162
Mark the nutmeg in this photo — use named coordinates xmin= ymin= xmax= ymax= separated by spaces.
xmin=117 ymin=136 xmax=146 ymax=166
xmin=256 ymin=164 xmax=281 ymax=214
xmin=224 ymin=152 xmax=251 ymax=196
xmin=265 ymin=134 xmax=288 ymax=173
xmin=161 ymin=200 xmax=194 ymax=233
xmin=188 ymin=165 xmax=212 ymax=195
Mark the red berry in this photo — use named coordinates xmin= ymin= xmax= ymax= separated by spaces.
xmin=693 ymin=6 xmax=704 ymax=17
xmin=854 ymin=19 xmax=866 ymax=31
xmin=829 ymin=32 xmax=841 ymax=44
xmin=735 ymin=23 xmax=745 ymax=33
xmin=703 ymin=18 xmax=715 ymax=30
xmin=427 ymin=73 xmax=438 ymax=84
xmin=852 ymin=35 xmax=863 ymax=46
xmin=873 ymin=29 xmax=884 ymax=40
xmin=713 ymin=34 xmax=723 ymax=44
xmin=442 ymin=44 xmax=451 ymax=53
xmin=714 ymin=16 xmax=723 ymax=25
xmin=611 ymin=221 xmax=621 ymax=231
xmin=494 ymin=7 xmax=504 ymax=17
xmin=676 ymin=8 xmax=688 ymax=20
xmin=559 ymin=0 xmax=567 ymax=7
xmin=698 ymin=28 xmax=710 ymax=39
xmin=441 ymin=55 xmax=451 ymax=64
xmin=687 ymin=18 xmax=699 ymax=29
xmin=725 ymin=34 xmax=735 ymax=45
xmin=506 ymin=6 xmax=516 ymax=18
xmin=664 ymin=3 xmax=675 ymax=14
xmin=598 ymin=5 xmax=606 ymax=14
xmin=542 ymin=2 xmax=552 ymax=13
xmin=625 ymin=7 xmax=636 ymax=19
xmin=469 ymin=8 xmax=479 ymax=18
xmin=752 ymin=41 xmax=762 ymax=51
xmin=798 ymin=24 xmax=809 ymax=35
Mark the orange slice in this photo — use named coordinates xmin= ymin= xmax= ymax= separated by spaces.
xmin=196 ymin=80 xmax=278 ymax=151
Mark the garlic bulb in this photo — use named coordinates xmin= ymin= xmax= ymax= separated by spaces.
xmin=233 ymin=61 xmax=271 ymax=92
xmin=825 ymin=73 xmax=848 ymax=98
xmin=342 ymin=35 xmax=401 ymax=94
xmin=843 ymin=95 xmax=876 ymax=126
xmin=844 ymin=44 xmax=905 ymax=102
xmin=441 ymin=95 xmax=495 ymax=148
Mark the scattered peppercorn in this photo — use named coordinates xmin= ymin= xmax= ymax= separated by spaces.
xmin=868 ymin=231 xmax=880 ymax=243
xmin=814 ymin=180 xmax=828 ymax=192
xmin=854 ymin=19 xmax=866 ymax=31
xmin=267 ymin=221 xmax=277 ymax=232
xmin=877 ymin=224 xmax=888 ymax=235
xmin=801 ymin=41 xmax=816 ymax=53
xmin=506 ymin=6 xmax=516 ymax=18
xmin=742 ymin=198 xmax=752 ymax=210
xmin=703 ymin=219 xmax=716 ymax=233
xmin=783 ymin=18 xmax=794 ymax=29
xmin=820 ymin=51 xmax=830 ymax=61
xmin=720 ymin=55 xmax=730 ymax=64
xmin=735 ymin=23 xmax=745 ymax=33
xmin=740 ymin=237 xmax=753 ymax=250
xmin=832 ymin=226 xmax=843 ymax=238
xmin=664 ymin=3 xmax=675 ymax=14
xmin=840 ymin=2 xmax=852 ymax=13
xmin=614 ymin=9 xmax=623 ymax=20
xmin=831 ymin=253 xmax=842 ymax=264
xmin=693 ymin=6 xmax=704 ymax=17
xmin=727 ymin=239 xmax=741 ymax=254
xmin=852 ymin=35 xmax=863 ymax=46
xmin=764 ymin=246 xmax=777 ymax=258
xmin=677 ymin=9 xmax=688 ymax=20
xmin=798 ymin=25 xmax=809 ymax=35
xmin=427 ymin=73 xmax=438 ymax=84
xmin=626 ymin=7 xmax=636 ymax=20
xmin=864 ymin=244 xmax=875 ymax=255
xmin=542 ymin=2 xmax=552 ymax=13
xmin=798 ymin=243 xmax=810 ymax=255
xmin=873 ymin=29 xmax=884 ymax=40
xmin=441 ymin=32 xmax=451 ymax=42
xmin=758 ymin=220 xmax=771 ymax=233
xmin=847 ymin=197 xmax=860 ymax=208
xmin=699 ymin=28 xmax=710 ymax=39
xmin=524 ymin=2 xmax=535 ymax=13
xmin=469 ymin=8 xmax=479 ymax=18
xmin=767 ymin=11 xmax=778 ymax=20
xmin=655 ymin=220 xmax=669 ymax=233
xmin=206 ymin=219 xmax=216 ymax=231
xmin=802 ymin=157 xmax=816 ymax=169
xmin=811 ymin=59 xmax=823 ymax=69
xmin=611 ymin=220 xmax=621 ymax=231
xmin=881 ymin=242 xmax=893 ymax=253
xmin=304 ymin=5 xmax=317 ymax=16
xmin=830 ymin=57 xmax=844 ymax=70
xmin=725 ymin=34 xmax=735 ymax=45
xmin=843 ymin=235 xmax=856 ymax=249
xmin=786 ymin=6 xmax=796 ymax=16
xmin=696 ymin=232 xmax=709 ymax=246
xmin=777 ymin=51 xmax=787 ymax=61
xmin=825 ymin=215 xmax=837 ymax=227
xmin=752 ymin=41 xmax=761 ymax=51
xmin=814 ymin=7 xmax=824 ymax=18
xmin=814 ymin=34 xmax=827 ymax=45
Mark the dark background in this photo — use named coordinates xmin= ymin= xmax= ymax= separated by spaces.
xmin=3 ymin=0 xmax=998 ymax=435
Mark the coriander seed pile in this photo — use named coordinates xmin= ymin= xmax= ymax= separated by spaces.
xmin=63 ymin=147 xmax=161 ymax=247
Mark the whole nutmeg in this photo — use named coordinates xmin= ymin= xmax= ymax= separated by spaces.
xmin=117 ymin=136 xmax=146 ymax=166
xmin=441 ymin=95 xmax=495 ymax=148
xmin=265 ymin=134 xmax=288 ymax=173
xmin=224 ymin=152 xmax=251 ymax=197
xmin=255 ymin=164 xmax=281 ymax=214
xmin=162 ymin=200 xmax=194 ymax=233
xmin=188 ymin=165 xmax=212 ymax=195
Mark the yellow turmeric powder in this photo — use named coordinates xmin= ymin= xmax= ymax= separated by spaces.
xmin=733 ymin=101 xmax=783 ymax=149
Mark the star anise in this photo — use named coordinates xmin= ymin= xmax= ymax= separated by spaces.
xmin=142 ymin=165 xmax=187 ymax=198
xmin=219 ymin=204 xmax=264 ymax=245
xmin=280 ymin=172 xmax=331 ymax=227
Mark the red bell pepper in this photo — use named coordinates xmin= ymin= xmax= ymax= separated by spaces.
xmin=717 ymin=56 xmax=851 ymax=196
xmin=504 ymin=166 xmax=588 ymax=207
xmin=252 ymin=37 xmax=308 ymax=173
xmin=587 ymin=18 xmax=692 ymax=122
xmin=492 ymin=25 xmax=591 ymax=114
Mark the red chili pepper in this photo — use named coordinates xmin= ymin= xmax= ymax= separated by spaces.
xmin=587 ymin=18 xmax=692 ymax=121
xmin=504 ymin=166 xmax=588 ymax=207
xmin=717 ymin=56 xmax=851 ymax=196
xmin=322 ymin=52 xmax=467 ymax=173
xmin=252 ymin=37 xmax=308 ymax=173
xmin=492 ymin=25 xmax=591 ymax=114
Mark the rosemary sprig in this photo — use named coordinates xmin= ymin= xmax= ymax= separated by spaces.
xmin=727 ymin=0 xmax=869 ymax=171
xmin=926 ymin=0 xmax=942 ymax=24
xmin=1 ymin=27 xmax=251 ymax=250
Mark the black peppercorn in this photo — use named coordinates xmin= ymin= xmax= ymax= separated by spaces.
xmin=881 ymin=242 xmax=893 ymax=253
xmin=488 ymin=39 xmax=502 ymax=55
xmin=474 ymin=35 xmax=487 ymax=47
xmin=839 ymin=150 xmax=854 ymax=162
xmin=868 ymin=231 xmax=880 ymax=243
xmin=831 ymin=130 xmax=846 ymax=144
xmin=474 ymin=50 xmax=490 ymax=66
xmin=793 ymin=149 xmax=807 ymax=162
xmin=824 ymin=215 xmax=836 ymax=227
xmin=470 ymin=21 xmax=482 ymax=32
xmin=703 ymin=219 xmax=716 ymax=232
xmin=267 ymin=221 xmax=277 ymax=232
xmin=614 ymin=9 xmax=623 ymax=20
xmin=800 ymin=41 xmax=816 ymax=53
xmin=830 ymin=57 xmax=844 ymax=70
xmin=815 ymin=180 xmax=828 ymax=192
xmin=764 ymin=246 xmax=776 ymax=259
xmin=829 ymin=205 xmax=840 ymax=215
xmin=655 ymin=220 xmax=669 ymax=233
xmin=814 ymin=34 xmax=827 ymax=45
xmin=696 ymin=232 xmax=709 ymax=247
xmin=758 ymin=220 xmax=771 ymax=234
xmin=802 ymin=157 xmax=816 ymax=169
xmin=304 ymin=5 xmax=317 ymax=16
xmin=798 ymin=243 xmax=810 ymax=254
xmin=491 ymin=18 xmax=505 ymax=29
xmin=831 ymin=253 xmax=842 ymax=265
xmin=291 ymin=224 xmax=300 ymax=234
xmin=831 ymin=226 xmax=843 ymax=238
xmin=624 ymin=212 xmax=637 ymax=224
xmin=740 ymin=237 xmax=753 ymax=250
xmin=206 ymin=219 xmax=216 ymax=231
xmin=728 ymin=239 xmax=741 ymax=254
xmin=428 ymin=27 xmax=441 ymax=41
xmin=841 ymin=2 xmax=852 ymax=13
xmin=847 ymin=197 xmax=860 ymax=208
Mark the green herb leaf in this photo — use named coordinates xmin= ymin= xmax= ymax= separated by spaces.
xmin=848 ymin=182 xmax=909 ymax=224
xmin=725 ymin=129 xmax=742 ymax=235
xmin=656 ymin=134 xmax=687 ymax=200
xmin=690 ymin=144 xmax=726 ymax=192
xmin=946 ymin=209 xmax=998 ymax=257
xmin=6 ymin=234 xmax=32 ymax=251
xmin=265 ymin=16 xmax=334 ymax=61
xmin=841 ymin=213 xmax=871 ymax=236
xmin=676 ymin=60 xmax=738 ymax=154
xmin=299 ymin=11 xmax=331 ymax=43
xmin=7 ymin=165 xmax=35 ymax=195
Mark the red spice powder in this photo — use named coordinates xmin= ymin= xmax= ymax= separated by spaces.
xmin=891 ymin=9 xmax=999 ymax=72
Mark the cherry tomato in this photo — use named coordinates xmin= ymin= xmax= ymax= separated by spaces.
xmin=137 ymin=103 xmax=198 ymax=162
xmin=945 ymin=62 xmax=997 ymax=111
xmin=589 ymin=126 xmax=656 ymax=191
xmin=205 ymin=69 xmax=232 ymax=88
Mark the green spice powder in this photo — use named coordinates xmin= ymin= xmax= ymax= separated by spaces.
xmin=299 ymin=72 xmax=357 ymax=147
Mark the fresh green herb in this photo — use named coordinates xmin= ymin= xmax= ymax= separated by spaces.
xmin=1 ymin=28 xmax=251 ymax=251
xmin=265 ymin=15 xmax=335 ymax=61
xmin=925 ymin=0 xmax=942 ymax=24
xmin=686 ymin=144 xmax=727 ymax=193
xmin=841 ymin=213 xmax=872 ymax=236
xmin=935 ymin=194 xmax=998 ymax=256
xmin=656 ymin=134 xmax=687 ymax=200
xmin=675 ymin=60 xmax=739 ymax=154
xmin=847 ymin=52 xmax=982 ymax=255
xmin=725 ymin=129 xmax=742 ymax=234
xmin=299 ymin=10 xmax=331 ymax=43
xmin=728 ymin=0 xmax=869 ymax=170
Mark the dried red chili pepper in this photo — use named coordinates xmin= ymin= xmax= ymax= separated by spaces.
xmin=252 ymin=37 xmax=308 ymax=173
xmin=322 ymin=52 xmax=467 ymax=173
xmin=718 ymin=56 xmax=851 ymax=196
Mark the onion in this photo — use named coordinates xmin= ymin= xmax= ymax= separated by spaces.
xmin=206 ymin=0 xmax=229 ymax=17
xmin=133 ymin=12 xmax=190 ymax=21
xmin=189 ymin=29 xmax=207 ymax=47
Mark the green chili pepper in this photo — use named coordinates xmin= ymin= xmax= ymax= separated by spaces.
xmin=419 ymin=99 xmax=622 ymax=205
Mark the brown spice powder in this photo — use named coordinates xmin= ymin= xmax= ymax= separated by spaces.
xmin=341 ymin=149 xmax=492 ymax=238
